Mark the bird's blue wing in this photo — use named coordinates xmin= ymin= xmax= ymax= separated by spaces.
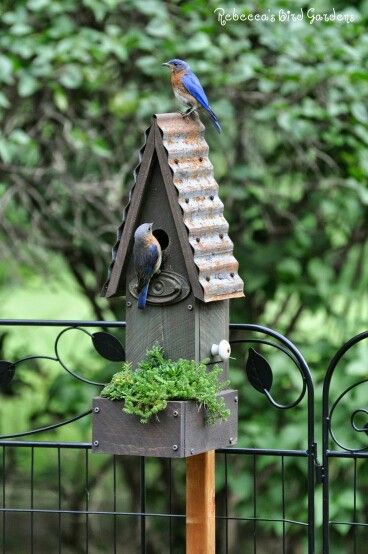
xmin=182 ymin=72 xmax=209 ymax=110
xmin=147 ymin=244 xmax=159 ymax=269
xmin=134 ymin=244 xmax=159 ymax=291
xmin=182 ymin=71 xmax=222 ymax=133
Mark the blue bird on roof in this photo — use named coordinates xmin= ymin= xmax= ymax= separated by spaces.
xmin=163 ymin=59 xmax=221 ymax=133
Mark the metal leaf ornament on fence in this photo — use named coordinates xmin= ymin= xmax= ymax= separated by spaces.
xmin=91 ymin=332 xmax=125 ymax=362
xmin=0 ymin=360 xmax=15 ymax=387
xmin=246 ymin=348 xmax=273 ymax=393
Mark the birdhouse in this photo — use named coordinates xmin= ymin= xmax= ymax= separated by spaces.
xmin=93 ymin=113 xmax=244 ymax=457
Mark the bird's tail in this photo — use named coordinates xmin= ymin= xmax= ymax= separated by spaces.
xmin=137 ymin=283 xmax=149 ymax=310
xmin=206 ymin=106 xmax=222 ymax=133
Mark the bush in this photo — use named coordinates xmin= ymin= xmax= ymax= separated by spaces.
xmin=101 ymin=345 xmax=230 ymax=424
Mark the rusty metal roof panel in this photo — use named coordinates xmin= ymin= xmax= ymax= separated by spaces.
xmin=155 ymin=113 xmax=244 ymax=302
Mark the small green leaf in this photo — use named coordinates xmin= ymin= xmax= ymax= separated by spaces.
xmin=0 ymin=136 xmax=12 ymax=163
xmin=27 ymin=0 xmax=49 ymax=10
xmin=0 ymin=92 xmax=10 ymax=109
xmin=92 ymin=138 xmax=112 ymax=158
xmin=10 ymin=130 xmax=30 ymax=145
xmin=0 ymin=55 xmax=13 ymax=85
xmin=18 ymin=73 xmax=39 ymax=97
xmin=59 ymin=64 xmax=83 ymax=89
xmin=352 ymin=102 xmax=368 ymax=124
xmin=53 ymin=89 xmax=68 ymax=111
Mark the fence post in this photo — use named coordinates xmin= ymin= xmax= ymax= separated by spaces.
xmin=186 ymin=450 xmax=215 ymax=553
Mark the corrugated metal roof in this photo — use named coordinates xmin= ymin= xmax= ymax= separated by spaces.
xmin=155 ymin=113 xmax=244 ymax=302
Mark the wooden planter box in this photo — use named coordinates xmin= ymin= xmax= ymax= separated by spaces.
xmin=92 ymin=390 xmax=238 ymax=458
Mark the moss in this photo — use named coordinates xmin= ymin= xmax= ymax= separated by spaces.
xmin=101 ymin=345 xmax=231 ymax=424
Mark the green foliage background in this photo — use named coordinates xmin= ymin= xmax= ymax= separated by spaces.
xmin=0 ymin=0 xmax=367 ymax=552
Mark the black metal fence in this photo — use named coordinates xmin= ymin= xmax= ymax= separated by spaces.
xmin=0 ymin=319 xmax=366 ymax=553
xmin=322 ymin=331 xmax=368 ymax=554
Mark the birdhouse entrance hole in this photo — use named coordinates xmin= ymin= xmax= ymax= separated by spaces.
xmin=153 ymin=228 xmax=169 ymax=250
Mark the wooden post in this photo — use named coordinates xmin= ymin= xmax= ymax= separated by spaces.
xmin=186 ymin=451 xmax=215 ymax=553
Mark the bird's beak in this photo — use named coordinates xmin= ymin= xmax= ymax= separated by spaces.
xmin=149 ymin=222 xmax=154 ymax=227
xmin=162 ymin=62 xmax=171 ymax=67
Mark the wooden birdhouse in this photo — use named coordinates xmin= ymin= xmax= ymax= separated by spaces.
xmin=93 ymin=113 xmax=244 ymax=458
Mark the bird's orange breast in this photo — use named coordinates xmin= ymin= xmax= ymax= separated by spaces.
xmin=171 ymin=69 xmax=187 ymax=92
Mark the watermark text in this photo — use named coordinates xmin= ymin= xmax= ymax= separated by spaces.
xmin=214 ymin=7 xmax=358 ymax=26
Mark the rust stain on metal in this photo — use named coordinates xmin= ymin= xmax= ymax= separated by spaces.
xmin=155 ymin=113 xmax=244 ymax=303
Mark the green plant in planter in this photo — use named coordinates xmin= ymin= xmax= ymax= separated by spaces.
xmin=101 ymin=346 xmax=230 ymax=424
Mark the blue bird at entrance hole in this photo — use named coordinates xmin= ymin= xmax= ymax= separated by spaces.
xmin=162 ymin=59 xmax=222 ymax=133
xmin=133 ymin=223 xmax=162 ymax=310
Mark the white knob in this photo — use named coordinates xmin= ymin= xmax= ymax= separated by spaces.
xmin=211 ymin=340 xmax=231 ymax=361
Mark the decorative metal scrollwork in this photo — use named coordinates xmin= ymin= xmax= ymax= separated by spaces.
xmin=239 ymin=335 xmax=308 ymax=410
xmin=129 ymin=270 xmax=190 ymax=305
xmin=54 ymin=327 xmax=124 ymax=386
xmin=0 ymin=322 xmax=126 ymax=440
xmin=323 ymin=330 xmax=368 ymax=453
xmin=91 ymin=332 xmax=125 ymax=362
xmin=246 ymin=348 xmax=273 ymax=393
xmin=351 ymin=409 xmax=368 ymax=434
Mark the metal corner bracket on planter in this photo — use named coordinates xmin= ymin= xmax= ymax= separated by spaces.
xmin=92 ymin=390 xmax=238 ymax=458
